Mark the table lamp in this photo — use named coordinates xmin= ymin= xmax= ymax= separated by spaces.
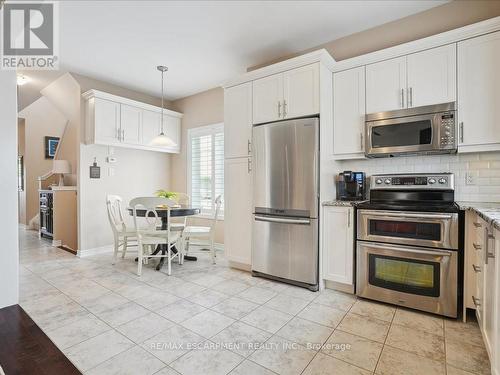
xmin=52 ymin=160 xmax=71 ymax=186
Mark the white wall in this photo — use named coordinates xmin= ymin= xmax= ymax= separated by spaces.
xmin=78 ymin=144 xmax=171 ymax=250
xmin=333 ymin=152 xmax=500 ymax=202
xmin=0 ymin=71 xmax=19 ymax=308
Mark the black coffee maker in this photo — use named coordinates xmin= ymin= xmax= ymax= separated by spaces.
xmin=336 ymin=171 xmax=366 ymax=201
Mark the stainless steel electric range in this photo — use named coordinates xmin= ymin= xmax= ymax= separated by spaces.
xmin=355 ymin=173 xmax=463 ymax=318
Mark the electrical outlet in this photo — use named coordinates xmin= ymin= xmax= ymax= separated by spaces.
xmin=465 ymin=172 xmax=475 ymax=185
xmin=108 ymin=167 xmax=115 ymax=177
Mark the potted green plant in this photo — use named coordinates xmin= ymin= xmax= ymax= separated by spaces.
xmin=155 ymin=190 xmax=177 ymax=199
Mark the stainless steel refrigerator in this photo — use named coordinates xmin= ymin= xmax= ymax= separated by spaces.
xmin=252 ymin=116 xmax=319 ymax=291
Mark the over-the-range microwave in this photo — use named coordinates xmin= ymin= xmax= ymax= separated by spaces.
xmin=365 ymin=102 xmax=457 ymax=158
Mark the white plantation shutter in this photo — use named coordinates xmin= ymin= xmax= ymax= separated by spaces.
xmin=188 ymin=123 xmax=224 ymax=217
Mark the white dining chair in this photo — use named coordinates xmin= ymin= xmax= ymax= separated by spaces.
xmin=106 ymin=195 xmax=137 ymax=264
xmin=181 ymin=195 xmax=222 ymax=265
xmin=130 ymin=196 xmax=181 ymax=276
xmin=170 ymin=193 xmax=191 ymax=232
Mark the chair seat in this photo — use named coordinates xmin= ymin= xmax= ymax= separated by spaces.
xmin=139 ymin=230 xmax=181 ymax=245
xmin=117 ymin=229 xmax=137 ymax=237
xmin=170 ymin=223 xmax=186 ymax=231
xmin=184 ymin=226 xmax=211 ymax=235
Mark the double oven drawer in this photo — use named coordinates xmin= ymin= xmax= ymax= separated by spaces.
xmin=357 ymin=210 xmax=459 ymax=250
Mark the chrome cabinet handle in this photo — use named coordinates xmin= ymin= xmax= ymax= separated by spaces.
xmin=360 ymin=132 xmax=363 ymax=151
xmin=278 ymin=101 xmax=282 ymax=118
xmin=247 ymin=140 xmax=251 ymax=155
xmin=247 ymin=157 xmax=251 ymax=173
xmin=485 ymin=231 xmax=495 ymax=264
xmin=348 ymin=211 xmax=351 ymax=228
xmin=460 ymin=122 xmax=464 ymax=143
xmin=472 ymin=264 xmax=482 ymax=273
xmin=473 ymin=243 xmax=482 ymax=250
xmin=401 ymin=88 xmax=404 ymax=108
xmin=122 ymin=129 xmax=125 ymax=141
xmin=473 ymin=222 xmax=482 ymax=228
xmin=283 ymin=100 xmax=287 ymax=118
xmin=116 ymin=128 xmax=120 ymax=141
xmin=472 ymin=296 xmax=481 ymax=307
xmin=409 ymin=87 xmax=413 ymax=107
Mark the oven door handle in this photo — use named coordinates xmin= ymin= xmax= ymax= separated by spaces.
xmin=360 ymin=211 xmax=455 ymax=221
xmin=363 ymin=242 xmax=453 ymax=258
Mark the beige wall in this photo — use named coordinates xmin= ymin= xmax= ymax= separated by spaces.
xmin=18 ymin=97 xmax=68 ymax=224
xmin=171 ymin=88 xmax=225 ymax=244
xmin=250 ymin=0 xmax=500 ymax=69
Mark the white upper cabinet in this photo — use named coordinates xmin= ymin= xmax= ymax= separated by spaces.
xmin=252 ymin=63 xmax=320 ymax=124
xmin=332 ymin=67 xmax=365 ymax=159
xmin=224 ymin=83 xmax=252 ymax=159
xmin=253 ymin=74 xmax=283 ymax=124
xmin=120 ymin=104 xmax=142 ymax=145
xmin=283 ymin=63 xmax=319 ymax=119
xmin=407 ymin=44 xmax=456 ymax=108
xmin=458 ymin=31 xmax=500 ymax=153
xmin=83 ymin=90 xmax=182 ymax=154
xmin=93 ymin=98 xmax=121 ymax=145
xmin=366 ymin=56 xmax=407 ymax=114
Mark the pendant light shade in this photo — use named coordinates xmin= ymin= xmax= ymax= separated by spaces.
xmin=151 ymin=65 xmax=176 ymax=147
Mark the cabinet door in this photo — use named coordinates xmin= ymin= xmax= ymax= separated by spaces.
xmin=120 ymin=104 xmax=142 ymax=145
xmin=458 ymin=32 xmax=500 ymax=152
xmin=142 ymin=110 xmax=161 ymax=147
xmin=283 ymin=63 xmax=319 ymax=119
xmin=224 ymin=83 xmax=252 ymax=159
xmin=407 ymin=44 xmax=456 ymax=108
xmin=224 ymin=157 xmax=252 ymax=265
xmin=322 ymin=206 xmax=354 ymax=286
xmin=253 ymin=73 xmax=283 ymax=124
xmin=94 ymin=98 xmax=120 ymax=145
xmin=483 ymin=226 xmax=497 ymax=359
xmin=164 ymin=116 xmax=181 ymax=153
xmin=333 ymin=67 xmax=365 ymax=158
xmin=366 ymin=56 xmax=407 ymax=114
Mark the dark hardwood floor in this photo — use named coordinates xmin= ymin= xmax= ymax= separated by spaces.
xmin=0 ymin=304 xmax=81 ymax=375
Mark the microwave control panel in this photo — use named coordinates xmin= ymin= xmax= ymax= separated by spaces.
xmin=440 ymin=113 xmax=456 ymax=148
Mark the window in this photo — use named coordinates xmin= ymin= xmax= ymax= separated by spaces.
xmin=187 ymin=123 xmax=224 ymax=217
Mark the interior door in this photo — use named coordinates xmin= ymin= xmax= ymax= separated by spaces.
xmin=120 ymin=104 xmax=142 ymax=145
xmin=366 ymin=56 xmax=407 ymax=114
xmin=253 ymin=117 xmax=319 ymax=218
xmin=407 ymin=44 xmax=456 ymax=108
xmin=252 ymin=73 xmax=283 ymax=124
xmin=94 ymin=98 xmax=120 ymax=144
xmin=224 ymin=83 xmax=252 ymax=158
xmin=283 ymin=63 xmax=319 ymax=119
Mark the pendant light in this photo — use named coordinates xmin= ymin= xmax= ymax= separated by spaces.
xmin=151 ymin=65 xmax=176 ymax=147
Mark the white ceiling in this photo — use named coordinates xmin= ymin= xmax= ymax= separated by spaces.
xmin=53 ymin=1 xmax=445 ymax=100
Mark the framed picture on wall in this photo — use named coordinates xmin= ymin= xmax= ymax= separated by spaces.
xmin=44 ymin=136 xmax=60 ymax=159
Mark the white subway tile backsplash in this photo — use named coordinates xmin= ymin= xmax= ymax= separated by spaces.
xmin=337 ymin=152 xmax=500 ymax=202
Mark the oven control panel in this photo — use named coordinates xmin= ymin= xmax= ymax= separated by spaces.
xmin=371 ymin=173 xmax=454 ymax=190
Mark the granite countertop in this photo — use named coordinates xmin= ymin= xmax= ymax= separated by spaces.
xmin=457 ymin=202 xmax=500 ymax=231
xmin=322 ymin=200 xmax=367 ymax=207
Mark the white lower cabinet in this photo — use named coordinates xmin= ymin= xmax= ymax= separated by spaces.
xmin=224 ymin=157 xmax=252 ymax=266
xmin=322 ymin=206 xmax=354 ymax=289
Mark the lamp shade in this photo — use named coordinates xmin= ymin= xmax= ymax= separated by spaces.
xmin=52 ymin=160 xmax=71 ymax=174
xmin=150 ymin=133 xmax=177 ymax=147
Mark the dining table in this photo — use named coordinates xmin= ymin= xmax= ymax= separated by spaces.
xmin=127 ymin=205 xmax=201 ymax=271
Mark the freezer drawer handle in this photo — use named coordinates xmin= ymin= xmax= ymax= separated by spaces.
xmin=254 ymin=215 xmax=311 ymax=225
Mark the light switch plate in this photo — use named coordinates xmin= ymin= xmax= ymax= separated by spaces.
xmin=465 ymin=172 xmax=475 ymax=185
xmin=108 ymin=167 xmax=115 ymax=177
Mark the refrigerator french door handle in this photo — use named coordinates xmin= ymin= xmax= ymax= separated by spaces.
xmin=254 ymin=215 xmax=311 ymax=225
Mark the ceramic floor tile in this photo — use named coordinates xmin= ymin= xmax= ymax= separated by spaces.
xmin=33 ymin=301 xmax=90 ymax=332
xmin=350 ymin=299 xmax=396 ymax=322
xmin=302 ymin=352 xmax=371 ymax=375
xmin=249 ymin=336 xmax=317 ymax=375
xmin=446 ymin=338 xmax=491 ymax=374
xmin=393 ymin=308 xmax=444 ymax=336
xmin=263 ymin=294 xmax=310 ymax=315
xmin=211 ymin=296 xmax=259 ymax=320
xmin=237 ymin=286 xmax=277 ymax=304
xmin=386 ymin=323 xmax=445 ymax=361
xmin=445 ymin=319 xmax=485 ymax=347
xmin=446 ymin=365 xmax=478 ymax=375
xmin=153 ymin=367 xmax=181 ymax=375
xmin=280 ymin=285 xmax=319 ymax=302
xmin=64 ymin=330 xmax=135 ymax=372
xmin=79 ymin=292 xmax=130 ymax=315
xmin=134 ymin=289 xmax=180 ymax=310
xmin=276 ymin=317 xmax=332 ymax=349
xmin=86 ymin=345 xmax=165 ymax=375
xmin=375 ymin=346 xmax=445 ymax=375
xmin=181 ymin=309 xmax=235 ymax=338
xmin=170 ymin=341 xmax=244 ymax=375
xmin=95 ymin=301 xmax=150 ymax=327
xmin=211 ymin=279 xmax=250 ymax=296
xmin=187 ymin=289 xmax=230 ymax=308
xmin=323 ymin=330 xmax=383 ymax=372
xmin=46 ymin=314 xmax=111 ymax=350
xmin=240 ymin=306 xmax=293 ymax=334
xmin=116 ymin=312 xmax=175 ymax=344
xmin=168 ymin=282 xmax=206 ymax=298
xmin=156 ymin=299 xmax=206 ymax=323
xmin=189 ymin=274 xmax=228 ymax=287
xmin=314 ymin=289 xmax=357 ymax=311
xmin=337 ymin=312 xmax=390 ymax=343
xmin=229 ymin=360 xmax=276 ymax=375
xmin=212 ymin=321 xmax=272 ymax=357
xmin=298 ymin=303 xmax=346 ymax=328
xmin=142 ymin=325 xmax=205 ymax=364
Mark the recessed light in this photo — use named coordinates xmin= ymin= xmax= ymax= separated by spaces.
xmin=17 ymin=74 xmax=29 ymax=86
